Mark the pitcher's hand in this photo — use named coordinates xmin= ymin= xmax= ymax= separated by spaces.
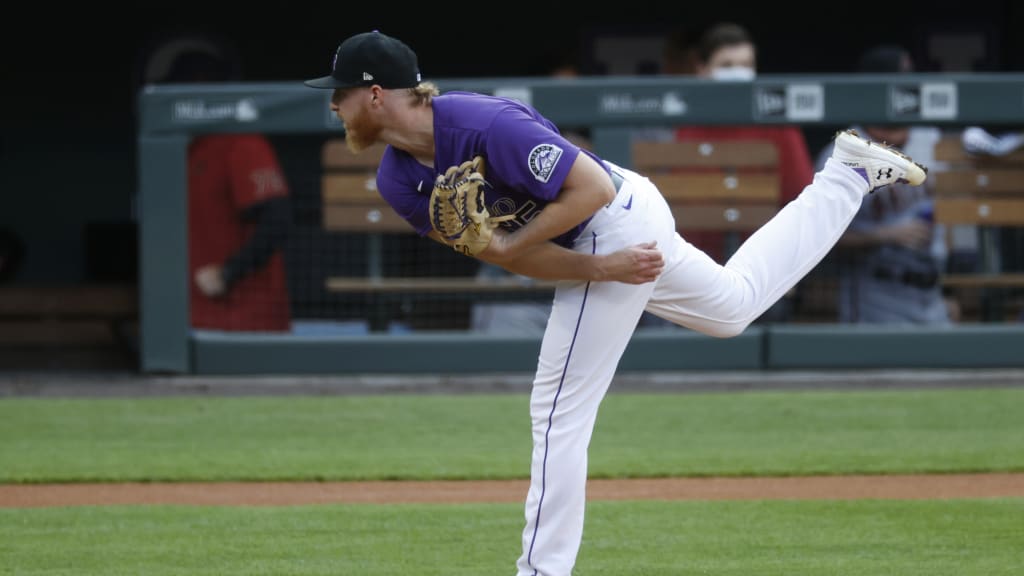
xmin=595 ymin=242 xmax=664 ymax=284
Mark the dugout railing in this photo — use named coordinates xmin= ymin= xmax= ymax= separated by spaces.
xmin=138 ymin=74 xmax=1024 ymax=374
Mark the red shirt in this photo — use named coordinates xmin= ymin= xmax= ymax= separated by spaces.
xmin=674 ymin=125 xmax=814 ymax=261
xmin=188 ymin=135 xmax=291 ymax=331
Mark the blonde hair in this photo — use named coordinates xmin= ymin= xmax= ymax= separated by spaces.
xmin=409 ymin=81 xmax=440 ymax=105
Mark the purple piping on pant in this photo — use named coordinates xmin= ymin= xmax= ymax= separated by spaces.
xmin=526 ymin=231 xmax=597 ymax=575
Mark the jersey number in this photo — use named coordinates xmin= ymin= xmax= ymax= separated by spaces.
xmin=491 ymin=198 xmax=541 ymax=231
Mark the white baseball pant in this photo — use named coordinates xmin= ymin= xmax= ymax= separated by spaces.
xmin=516 ymin=158 xmax=868 ymax=576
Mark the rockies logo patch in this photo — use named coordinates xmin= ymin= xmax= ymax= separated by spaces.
xmin=528 ymin=144 xmax=563 ymax=183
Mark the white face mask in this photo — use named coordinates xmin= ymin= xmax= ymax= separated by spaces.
xmin=709 ymin=66 xmax=756 ymax=81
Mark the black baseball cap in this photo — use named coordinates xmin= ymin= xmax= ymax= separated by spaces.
xmin=305 ymin=30 xmax=422 ymax=89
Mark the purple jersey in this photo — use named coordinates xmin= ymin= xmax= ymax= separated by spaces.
xmin=375 ymin=92 xmax=610 ymax=248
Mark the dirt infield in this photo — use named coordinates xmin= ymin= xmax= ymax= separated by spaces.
xmin=3 ymin=473 xmax=1023 ymax=508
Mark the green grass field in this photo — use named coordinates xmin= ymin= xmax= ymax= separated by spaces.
xmin=1 ymin=388 xmax=1022 ymax=482
xmin=2 ymin=387 xmax=1022 ymax=575
xmin=2 ymin=499 xmax=1021 ymax=575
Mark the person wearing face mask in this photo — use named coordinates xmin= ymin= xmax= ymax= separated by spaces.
xmin=682 ymin=23 xmax=814 ymax=202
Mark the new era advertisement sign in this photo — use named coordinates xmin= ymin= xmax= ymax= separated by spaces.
xmin=889 ymin=83 xmax=958 ymax=120
xmin=754 ymin=84 xmax=824 ymax=122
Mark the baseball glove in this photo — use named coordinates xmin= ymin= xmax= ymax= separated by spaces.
xmin=429 ymin=156 xmax=515 ymax=256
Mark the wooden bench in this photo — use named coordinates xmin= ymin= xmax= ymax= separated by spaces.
xmin=321 ymin=141 xmax=409 ymax=234
xmin=631 ymin=139 xmax=781 ymax=240
xmin=932 ymin=134 xmax=1024 ymax=320
xmin=0 ymin=284 xmax=138 ymax=367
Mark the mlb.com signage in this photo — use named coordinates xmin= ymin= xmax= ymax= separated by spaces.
xmin=173 ymin=98 xmax=260 ymax=123
xmin=598 ymin=92 xmax=689 ymax=116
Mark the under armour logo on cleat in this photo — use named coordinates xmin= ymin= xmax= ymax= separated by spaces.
xmin=877 ymin=168 xmax=893 ymax=180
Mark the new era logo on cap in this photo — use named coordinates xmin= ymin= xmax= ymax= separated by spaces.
xmin=304 ymin=31 xmax=421 ymax=90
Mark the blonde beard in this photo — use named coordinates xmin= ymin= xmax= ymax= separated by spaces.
xmin=343 ymin=107 xmax=381 ymax=153
xmin=344 ymin=128 xmax=377 ymax=153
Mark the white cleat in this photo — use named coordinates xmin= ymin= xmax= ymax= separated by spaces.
xmin=831 ymin=129 xmax=928 ymax=192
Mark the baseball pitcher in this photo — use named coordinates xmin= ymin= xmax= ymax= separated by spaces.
xmin=306 ymin=31 xmax=927 ymax=576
